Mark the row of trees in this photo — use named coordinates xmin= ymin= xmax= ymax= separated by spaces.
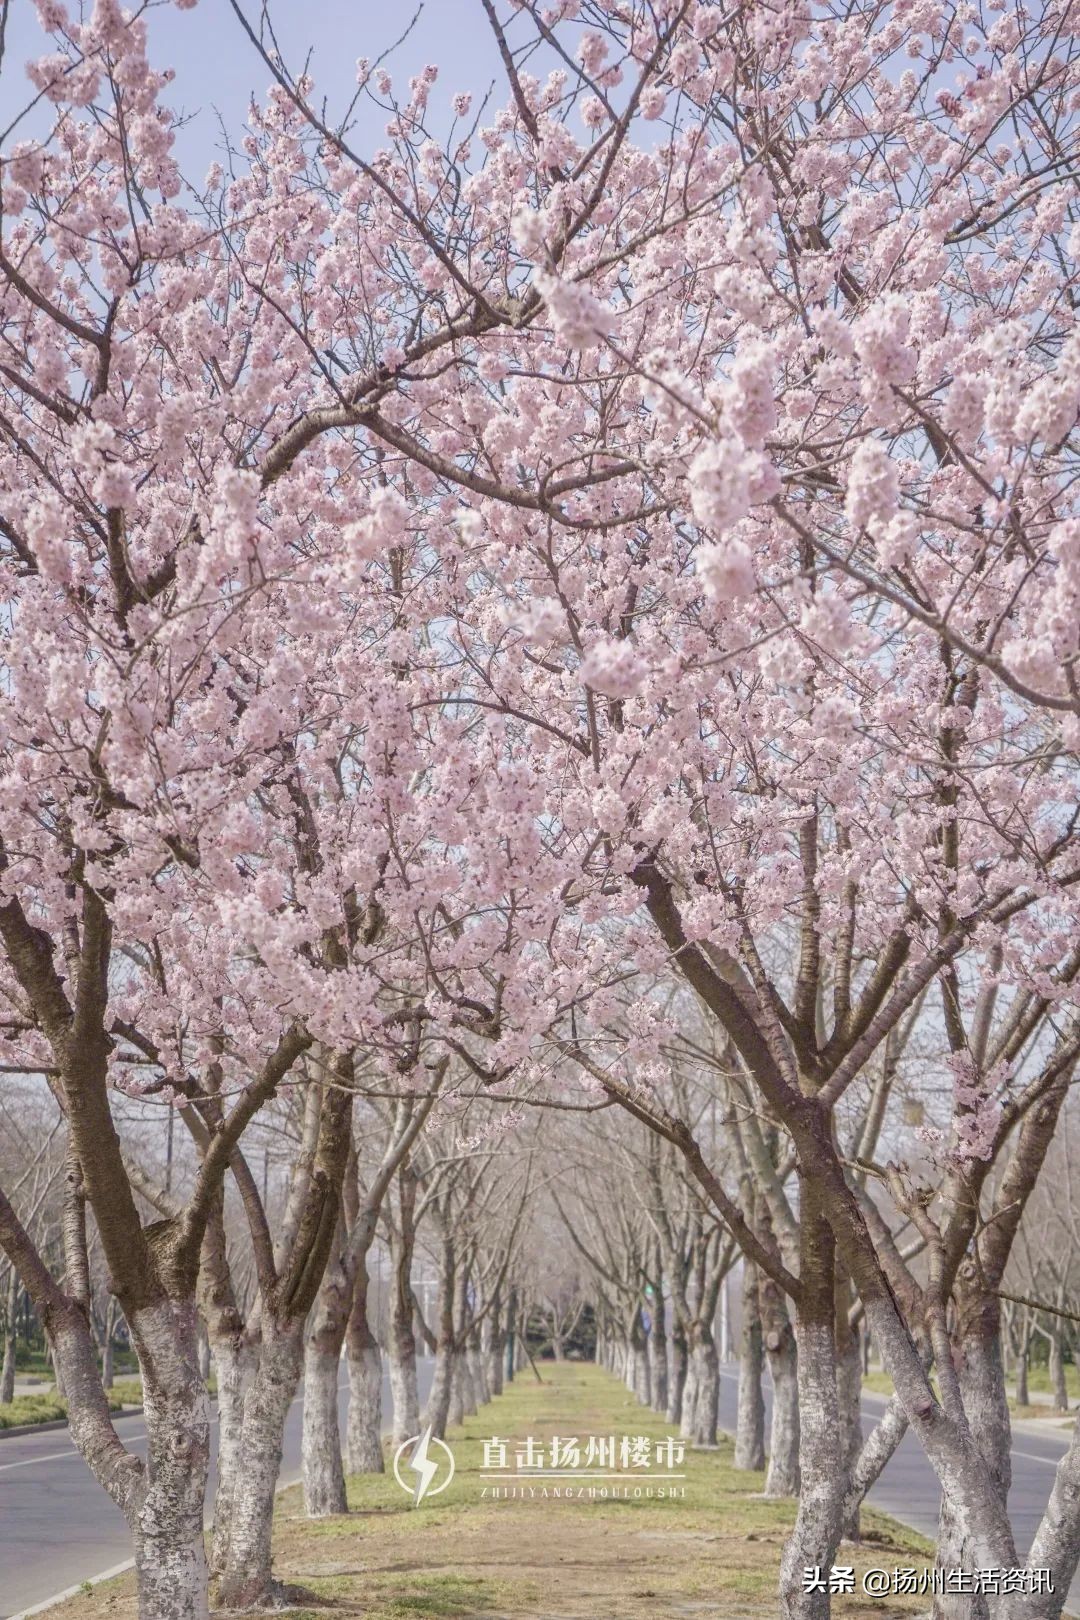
xmin=1 ymin=2 xmax=1079 ymax=1618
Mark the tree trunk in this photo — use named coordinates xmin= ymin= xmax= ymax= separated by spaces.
xmin=346 ymin=1343 xmax=383 ymax=1474
xmin=629 ymin=1313 xmax=651 ymax=1406
xmin=208 ymin=1333 xmax=252 ymax=1579
xmin=426 ymin=1243 xmax=456 ymax=1441
xmin=1 ymin=1268 xmax=17 ymax=1404
xmin=649 ymin=1294 xmax=669 ymax=1415
xmin=214 ymin=1318 xmax=305 ymax=1609
xmin=779 ymin=1190 xmax=845 ymax=1620
xmin=1016 ymin=1319 xmax=1030 ymax=1407
xmin=50 ymin=1342 xmax=65 ymax=1398
xmin=301 ymin=1347 xmax=346 ymax=1515
xmin=836 ymin=1277 xmax=863 ymax=1540
xmin=469 ymin=1338 xmax=490 ymax=1407
xmin=762 ymin=1275 xmax=800 ymax=1497
xmin=389 ymin=1172 xmax=421 ymax=1444
xmin=345 ymin=1261 xmax=384 ymax=1475
xmin=459 ymin=1344 xmax=478 ymax=1417
xmin=735 ymin=1261 xmax=766 ymax=1472
xmin=933 ymin=1291 xmax=1012 ymax=1620
xmin=861 ymin=1290 xmax=1019 ymax=1575
xmin=779 ymin=1313 xmax=844 ymax=1620
xmin=504 ymin=1288 xmax=517 ymax=1384
xmin=689 ymin=1331 xmax=719 ymax=1446
xmin=129 ymin=1300 xmax=212 ymax=1620
xmin=1051 ymin=1329 xmax=1069 ymax=1411
xmin=484 ymin=1295 xmax=504 ymax=1398
xmin=668 ymin=1324 xmax=687 ymax=1426
xmin=301 ymin=1218 xmax=352 ymax=1518
xmin=427 ymin=1341 xmax=454 ymax=1438
xmin=388 ymin=1308 xmax=420 ymax=1446
xmin=680 ymin=1341 xmax=699 ymax=1441
xmin=448 ymin=1354 xmax=465 ymax=1427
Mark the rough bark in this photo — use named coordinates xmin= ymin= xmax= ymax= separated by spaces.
xmin=680 ymin=1344 xmax=698 ymax=1441
xmin=469 ymin=1337 xmax=490 ymax=1407
xmin=668 ymin=1323 xmax=687 ymax=1427
xmin=302 ymin=1347 xmax=347 ymax=1515
xmin=779 ymin=1193 xmax=845 ymax=1620
xmin=346 ymin=1260 xmax=384 ymax=1474
xmin=779 ymin=1312 xmax=844 ymax=1620
xmin=690 ymin=1331 xmax=719 ymax=1445
xmin=130 ymin=1300 xmax=212 ymax=1620
xmin=1019 ymin=1410 xmax=1080 ymax=1619
xmin=1016 ymin=1324 xmax=1030 ymax=1408
xmin=626 ymin=1308 xmax=651 ymax=1405
xmin=389 ymin=1167 xmax=422 ymax=1444
xmin=648 ymin=1290 xmax=669 ymax=1415
xmin=484 ymin=1292 xmax=504 ymax=1398
xmin=933 ymin=1290 xmax=1012 ymax=1620
xmin=388 ymin=1309 xmax=420 ymax=1446
xmin=1051 ymin=1329 xmax=1069 ymax=1412
xmin=448 ymin=1353 xmax=465 ymax=1427
xmin=301 ymin=1212 xmax=352 ymax=1517
xmin=735 ymin=1260 xmax=766 ymax=1472
xmin=214 ymin=1318 xmax=306 ymax=1608
xmin=836 ymin=1280 xmax=864 ymax=1539
xmin=427 ymin=1340 xmax=455 ymax=1438
xmin=209 ymin=1333 xmax=253 ymax=1579
xmin=0 ymin=1266 xmax=16 ymax=1404
xmin=761 ymin=1274 xmax=800 ymax=1497
xmin=504 ymin=1287 xmax=517 ymax=1384
xmin=426 ymin=1234 xmax=456 ymax=1440
xmin=843 ymin=1389 xmax=911 ymax=1527
xmin=346 ymin=1342 xmax=384 ymax=1474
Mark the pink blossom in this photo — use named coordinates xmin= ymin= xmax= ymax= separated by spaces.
xmin=534 ymin=271 xmax=613 ymax=349
xmin=844 ymin=440 xmax=901 ymax=530
xmin=696 ymin=537 xmax=756 ymax=601
xmin=580 ymin=636 xmax=646 ymax=699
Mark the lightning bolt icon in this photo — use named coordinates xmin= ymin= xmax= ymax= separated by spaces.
xmin=408 ymin=1425 xmax=439 ymax=1505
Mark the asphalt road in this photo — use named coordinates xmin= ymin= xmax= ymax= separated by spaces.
xmin=716 ymin=1367 xmax=1080 ymax=1615
xmin=0 ymin=1360 xmax=435 ymax=1620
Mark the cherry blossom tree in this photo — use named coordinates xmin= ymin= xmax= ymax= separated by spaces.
xmin=3 ymin=4 xmax=1080 ymax=1620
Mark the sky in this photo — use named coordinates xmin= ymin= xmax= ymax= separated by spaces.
xmin=2 ymin=0 xmax=509 ymax=175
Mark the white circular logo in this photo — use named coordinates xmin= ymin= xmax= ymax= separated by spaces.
xmin=393 ymin=1425 xmax=455 ymax=1504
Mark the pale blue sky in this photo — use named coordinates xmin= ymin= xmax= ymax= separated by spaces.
xmin=3 ymin=1 xmax=508 ymax=173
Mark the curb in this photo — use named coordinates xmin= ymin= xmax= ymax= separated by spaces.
xmin=5 ymin=1378 xmax=371 ymax=1620
xmin=0 ymin=1418 xmax=69 ymax=1440
xmin=7 ymin=1561 xmax=136 ymax=1620
xmin=5 ymin=1466 xmax=306 ymax=1620
xmin=0 ymin=1407 xmax=143 ymax=1442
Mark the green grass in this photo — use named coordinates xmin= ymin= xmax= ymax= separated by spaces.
xmin=39 ymin=1363 xmax=936 ymax=1620
xmin=1021 ymin=1363 xmax=1079 ymax=1400
xmin=280 ymin=1363 xmax=933 ymax=1620
xmin=0 ymin=1378 xmax=143 ymax=1430
xmin=865 ymin=1365 xmax=1078 ymax=1414
xmin=0 ymin=1392 xmax=69 ymax=1429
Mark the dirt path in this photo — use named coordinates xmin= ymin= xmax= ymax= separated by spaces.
xmin=52 ymin=1363 xmax=932 ymax=1620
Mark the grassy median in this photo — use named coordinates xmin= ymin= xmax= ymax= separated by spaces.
xmin=53 ymin=1362 xmax=932 ymax=1619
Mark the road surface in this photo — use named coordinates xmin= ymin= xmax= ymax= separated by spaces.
xmin=2 ymin=1363 xmax=1074 ymax=1617
xmin=0 ymin=1361 xmax=435 ymax=1619
xmin=716 ymin=1368 xmax=1080 ymax=1615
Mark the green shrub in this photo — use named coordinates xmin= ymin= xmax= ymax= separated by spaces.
xmin=0 ymin=1392 xmax=67 ymax=1429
